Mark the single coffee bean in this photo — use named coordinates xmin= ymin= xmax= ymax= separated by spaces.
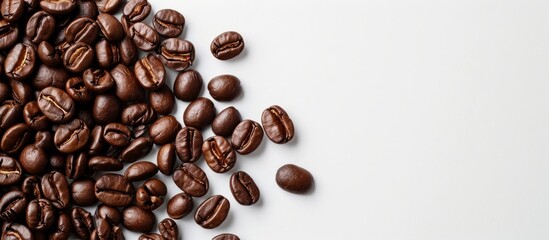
xmin=0 ymin=20 xmax=18 ymax=50
xmin=23 ymin=101 xmax=49 ymax=131
xmin=230 ymin=171 xmax=260 ymax=205
xmin=83 ymin=68 xmax=115 ymax=93
xmin=19 ymin=144 xmax=48 ymax=175
xmin=123 ymin=0 xmax=151 ymax=22
xmin=134 ymin=53 xmax=165 ymax=90
xmin=96 ymin=0 xmax=122 ymax=13
xmin=1 ymin=123 xmax=31 ymax=154
xmin=95 ymin=204 xmax=122 ymax=225
xmin=71 ymin=207 xmax=95 ymax=239
xmin=0 ymin=190 xmax=27 ymax=222
xmin=38 ymin=86 xmax=75 ymax=123
xmin=66 ymin=152 xmax=89 ymax=179
xmin=93 ymin=93 xmax=122 ymax=125
xmin=88 ymin=125 xmax=106 ymax=156
xmin=76 ymin=0 xmax=99 ymax=19
xmin=175 ymin=127 xmax=203 ymax=163
xmin=41 ymin=171 xmax=70 ymax=210
xmin=135 ymin=178 xmax=166 ymax=210
xmin=66 ymin=77 xmax=93 ymax=103
xmin=194 ymin=195 xmax=230 ymax=229
xmin=110 ymin=64 xmax=146 ymax=102
xmin=122 ymin=205 xmax=155 ymax=233
xmin=212 ymin=106 xmax=241 ymax=136
xmin=65 ymin=17 xmax=99 ymax=44
xmin=213 ymin=233 xmax=240 ymax=240
xmin=149 ymin=84 xmax=175 ymax=115
xmin=120 ymin=14 xmax=133 ymax=36
xmin=124 ymin=161 xmax=158 ymax=182
xmin=166 ymin=192 xmax=193 ymax=219
xmin=95 ymin=38 xmax=120 ymax=68
xmin=32 ymin=64 xmax=70 ymax=90
xmin=129 ymin=22 xmax=159 ymax=51
xmin=133 ymin=124 xmax=148 ymax=138
xmin=231 ymin=120 xmax=263 ymax=155
xmin=153 ymin=9 xmax=185 ymax=38
xmin=26 ymin=11 xmax=55 ymax=44
xmin=172 ymin=163 xmax=209 ymax=197
xmin=62 ymin=42 xmax=94 ymax=73
xmin=95 ymin=174 xmax=134 ymax=207
xmin=139 ymin=233 xmax=163 ymax=240
xmin=91 ymin=217 xmax=110 ymax=240
xmin=50 ymin=212 xmax=72 ymax=240
xmin=121 ymin=103 xmax=156 ymax=126
xmin=203 ymin=136 xmax=237 ymax=173
xmin=21 ymin=175 xmax=42 ymax=199
xmin=0 ymin=100 xmax=23 ymax=129
xmin=118 ymin=36 xmax=138 ymax=65
xmin=208 ymin=74 xmax=242 ymax=101
xmin=1 ymin=0 xmax=24 ymax=22
xmin=10 ymin=79 xmax=33 ymax=104
xmin=261 ymin=105 xmax=295 ymax=144
xmin=148 ymin=115 xmax=181 ymax=145
xmin=34 ymin=131 xmax=55 ymax=151
xmin=88 ymin=156 xmax=123 ymax=171
xmin=70 ymin=177 xmax=97 ymax=206
xmin=158 ymin=218 xmax=178 ymax=240
xmin=158 ymin=38 xmax=194 ymax=71
xmin=96 ymin=13 xmax=124 ymax=42
xmin=77 ymin=108 xmax=95 ymax=128
xmin=174 ymin=69 xmax=203 ymax=101
xmin=210 ymin=31 xmax=244 ymax=60
xmin=4 ymin=43 xmax=37 ymax=80
xmin=37 ymin=41 xmax=62 ymax=67
xmin=1 ymin=223 xmax=33 ymax=240
xmin=54 ymin=118 xmax=90 ymax=153
xmin=276 ymin=164 xmax=314 ymax=194
xmin=120 ymin=136 xmax=153 ymax=163
xmin=157 ymin=143 xmax=175 ymax=175
xmin=183 ymin=97 xmax=216 ymax=129
xmin=26 ymin=198 xmax=55 ymax=231
xmin=40 ymin=0 xmax=76 ymax=15
xmin=103 ymin=123 xmax=131 ymax=147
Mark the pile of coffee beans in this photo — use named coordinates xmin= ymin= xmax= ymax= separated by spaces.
xmin=0 ymin=0 xmax=314 ymax=239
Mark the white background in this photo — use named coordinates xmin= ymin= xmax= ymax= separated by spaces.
xmin=119 ymin=0 xmax=549 ymax=239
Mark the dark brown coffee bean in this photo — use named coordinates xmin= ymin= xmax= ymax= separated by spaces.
xmin=158 ymin=218 xmax=178 ymax=240
xmin=1 ymin=123 xmax=31 ymax=154
xmin=212 ymin=106 xmax=241 ymax=137
xmin=21 ymin=175 xmax=42 ymax=199
xmin=129 ymin=22 xmax=159 ymax=51
xmin=120 ymin=136 xmax=153 ymax=163
xmin=175 ymin=127 xmax=202 ymax=163
xmin=71 ymin=207 xmax=95 ymax=239
xmin=230 ymin=171 xmax=260 ymax=205
xmin=93 ymin=94 xmax=122 ymax=125
xmin=66 ymin=77 xmax=93 ymax=103
xmin=208 ymin=74 xmax=242 ymax=101
xmin=0 ymin=100 xmax=23 ymax=129
xmin=95 ymin=204 xmax=122 ymax=225
xmin=23 ymin=101 xmax=49 ymax=131
xmin=40 ymin=171 xmax=70 ymax=210
xmin=166 ymin=192 xmax=193 ymax=219
xmin=139 ymin=233 xmax=162 ymax=240
xmin=76 ymin=0 xmax=98 ymax=19
xmin=183 ymin=97 xmax=216 ymax=129
xmin=157 ymin=143 xmax=175 ymax=175
xmin=26 ymin=198 xmax=55 ymax=231
xmin=96 ymin=13 xmax=124 ymax=42
xmin=153 ymin=9 xmax=184 ymax=38
xmin=118 ymin=36 xmax=138 ymax=65
xmin=158 ymin=38 xmax=194 ymax=71
xmin=88 ymin=125 xmax=106 ymax=156
xmin=34 ymin=131 xmax=54 ymax=151
xmin=10 ymin=79 xmax=32 ymax=105
xmin=0 ymin=81 xmax=9 ymax=102
xmin=62 ymin=42 xmax=94 ymax=73
xmin=276 ymin=164 xmax=314 ymax=194
xmin=123 ymin=0 xmax=150 ymax=22
xmin=120 ymin=104 xmax=155 ymax=128
xmin=110 ymin=64 xmax=146 ymax=102
xmin=95 ymin=173 xmax=134 ymax=207
xmin=149 ymin=115 xmax=181 ymax=145
xmin=0 ymin=190 xmax=26 ymax=222
xmin=1 ymin=223 xmax=33 ymax=240
xmin=120 ymin=14 xmax=132 ymax=36
xmin=213 ymin=233 xmax=240 ymax=240
xmin=26 ymin=11 xmax=55 ymax=44
xmin=134 ymin=53 xmax=165 ymax=90
xmin=1 ymin=0 xmax=24 ymax=22
xmin=54 ymin=118 xmax=90 ymax=153
xmin=135 ymin=178 xmax=166 ymax=210
xmin=203 ymin=136 xmax=237 ymax=173
xmin=0 ymin=20 xmax=18 ymax=50
xmin=172 ymin=163 xmax=208 ymax=197
xmin=96 ymin=0 xmax=122 ymax=13
xmin=83 ymin=68 xmax=115 ymax=93
xmin=65 ymin=153 xmax=89 ymax=180
xmin=231 ymin=120 xmax=263 ymax=155
xmin=122 ymin=205 xmax=155 ymax=233
xmin=23 ymin=0 xmax=40 ymax=12
xmin=65 ymin=17 xmax=99 ymax=44
xmin=261 ymin=105 xmax=295 ymax=144
xmin=50 ymin=212 xmax=71 ymax=240
xmin=88 ymin=156 xmax=123 ymax=171
xmin=194 ymin=195 xmax=230 ymax=229
xmin=132 ymin=124 xmax=147 ymax=138
xmin=103 ymin=123 xmax=131 ymax=147
xmin=4 ymin=43 xmax=37 ymax=80
xmin=149 ymin=84 xmax=175 ymax=115
xmin=19 ymin=144 xmax=48 ymax=175
xmin=38 ymin=86 xmax=75 ymax=123
xmin=124 ymin=161 xmax=158 ymax=182
xmin=37 ymin=41 xmax=62 ymax=67
xmin=40 ymin=0 xmax=76 ymax=15
xmin=95 ymin=38 xmax=120 ymax=68
xmin=211 ymin=31 xmax=245 ymax=60
xmin=70 ymin=177 xmax=97 ymax=206
xmin=174 ymin=69 xmax=203 ymax=102
xmin=32 ymin=64 xmax=70 ymax=89
xmin=76 ymin=108 xmax=95 ymax=128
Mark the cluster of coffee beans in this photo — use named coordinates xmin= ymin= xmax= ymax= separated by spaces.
xmin=0 ymin=0 xmax=314 ymax=239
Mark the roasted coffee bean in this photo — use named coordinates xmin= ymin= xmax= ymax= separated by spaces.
xmin=203 ymin=136 xmax=237 ymax=173
xmin=158 ymin=38 xmax=194 ymax=71
xmin=19 ymin=144 xmax=48 ymax=175
xmin=37 ymin=41 xmax=62 ymax=67
xmin=83 ymin=68 xmax=115 ymax=93
xmin=95 ymin=173 xmax=134 ymax=207
xmin=123 ymin=0 xmax=150 ymax=22
xmin=21 ymin=175 xmax=42 ymax=199
xmin=0 ymin=190 xmax=26 ymax=222
xmin=172 ymin=163 xmax=208 ymax=197
xmin=88 ymin=156 xmax=123 ymax=171
xmin=133 ymin=124 xmax=147 ymax=138
xmin=71 ymin=207 xmax=95 ymax=239
xmin=88 ymin=125 xmax=106 ymax=156
xmin=1 ymin=223 xmax=33 ymax=240
xmin=134 ymin=53 xmax=165 ymax=90
xmin=26 ymin=11 xmax=55 ymax=44
xmin=23 ymin=0 xmax=40 ymax=12
xmin=153 ymin=9 xmax=184 ymax=38
xmin=212 ymin=106 xmax=241 ymax=137
xmin=1 ymin=0 xmax=24 ymax=22
xmin=262 ymin=105 xmax=295 ymax=144
xmin=183 ymin=97 xmax=216 ymax=129
xmin=40 ymin=0 xmax=77 ymax=15
xmin=91 ymin=217 xmax=125 ymax=240
xmin=76 ymin=0 xmax=99 ymax=19
xmin=120 ymin=136 xmax=153 ymax=163
xmin=4 ymin=43 xmax=37 ymax=80
xmin=0 ymin=82 xmax=9 ymax=102
xmin=50 ymin=212 xmax=72 ymax=240
xmin=122 ymin=205 xmax=155 ymax=233
xmin=38 ymin=86 xmax=75 ymax=123
xmin=54 ymin=118 xmax=90 ymax=153
xmin=139 ymin=233 xmax=163 ymax=240
xmin=149 ymin=115 xmax=181 ymax=145
xmin=276 ymin=164 xmax=314 ymax=194
xmin=66 ymin=77 xmax=93 ymax=103
xmin=166 ymin=192 xmax=192 ymax=219
xmin=211 ymin=31 xmax=245 ymax=60
xmin=121 ymin=103 xmax=156 ymax=126
xmin=62 ymin=42 xmax=94 ymax=73
xmin=96 ymin=0 xmax=122 ymax=13
xmin=230 ymin=171 xmax=260 ymax=205
xmin=149 ymin=84 xmax=175 ymax=115
xmin=1 ymin=123 xmax=31 ymax=154
xmin=120 ymin=15 xmax=132 ymax=36
xmin=135 ymin=178 xmax=166 ymax=210
xmin=213 ymin=233 xmax=240 ymax=240
xmin=41 ymin=171 xmax=70 ymax=209
xmin=110 ymin=64 xmax=146 ymax=102
xmin=46 ymin=153 xmax=64 ymax=173
xmin=77 ymin=108 xmax=95 ymax=128
xmin=34 ymin=131 xmax=54 ymax=151
xmin=26 ymin=198 xmax=55 ymax=231
xmin=95 ymin=38 xmax=120 ymax=68
xmin=23 ymin=101 xmax=49 ymax=131
xmin=175 ymin=127 xmax=202 ymax=163
xmin=124 ymin=161 xmax=158 ymax=182
xmin=194 ymin=195 xmax=230 ymax=229
xmin=96 ymin=13 xmax=124 ymax=42
xmin=158 ymin=218 xmax=178 ymax=240
xmin=95 ymin=204 xmax=122 ymax=224
xmin=10 ymin=79 xmax=33 ymax=104
xmin=93 ymin=94 xmax=122 ymax=125
xmin=118 ymin=36 xmax=138 ymax=65
xmin=103 ymin=123 xmax=131 ymax=147
xmin=70 ymin=178 xmax=97 ymax=206
xmin=231 ymin=120 xmax=263 ymax=155
xmin=174 ymin=69 xmax=203 ymax=101
xmin=32 ymin=64 xmax=70 ymax=89
xmin=129 ymin=22 xmax=159 ymax=51
xmin=66 ymin=152 xmax=89 ymax=179
xmin=0 ymin=20 xmax=18 ymax=50
xmin=157 ymin=143 xmax=175 ymax=175
xmin=65 ymin=17 xmax=99 ymax=44
xmin=0 ymin=100 xmax=23 ymax=129
xmin=208 ymin=74 xmax=242 ymax=101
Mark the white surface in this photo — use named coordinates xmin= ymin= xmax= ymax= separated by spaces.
xmin=121 ymin=0 xmax=549 ymax=239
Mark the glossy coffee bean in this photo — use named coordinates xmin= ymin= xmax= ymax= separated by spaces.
xmin=194 ymin=195 xmax=230 ymax=229
xmin=1 ymin=123 xmax=31 ymax=154
xmin=203 ymin=136 xmax=237 ymax=173
xmin=166 ymin=192 xmax=193 ymax=219
xmin=212 ymin=106 xmax=241 ymax=137
xmin=276 ymin=164 xmax=314 ymax=194
xmin=50 ymin=212 xmax=71 ymax=240
xmin=158 ymin=218 xmax=178 ymax=240
xmin=208 ymin=74 xmax=242 ymax=101
xmin=139 ymin=233 xmax=163 ymax=240
xmin=149 ymin=84 xmax=175 ymax=115
xmin=261 ymin=105 xmax=295 ymax=144
xmin=96 ymin=13 xmax=124 ymax=42
xmin=10 ymin=79 xmax=33 ymax=104
xmin=40 ymin=0 xmax=77 ymax=15
xmin=21 ymin=176 xmax=42 ymax=199
xmin=19 ymin=144 xmax=48 ymax=175
xmin=83 ymin=68 xmax=115 ymax=93
xmin=110 ymin=64 xmax=146 ymax=102
xmin=120 ymin=136 xmax=153 ymax=163
xmin=4 ymin=43 xmax=36 ymax=80
xmin=37 ymin=87 xmax=75 ymax=123
xmin=2 ymin=222 xmax=33 ymax=240
xmin=158 ymin=38 xmax=194 ymax=71
xmin=122 ymin=205 xmax=155 ymax=233
xmin=95 ymin=38 xmax=120 ymax=68
xmin=135 ymin=178 xmax=166 ymax=210
xmin=134 ymin=53 xmax=165 ymax=90
xmin=34 ymin=131 xmax=54 ymax=151
xmin=157 ymin=143 xmax=175 ymax=175
xmin=32 ymin=64 xmax=70 ymax=89
xmin=211 ymin=31 xmax=245 ymax=60
xmin=124 ymin=161 xmax=158 ymax=182
xmin=70 ymin=177 xmax=97 ymax=206
xmin=71 ymin=207 xmax=95 ymax=239
xmin=149 ymin=115 xmax=181 ymax=145
xmin=88 ymin=125 xmax=106 ymax=156
xmin=121 ymin=103 xmax=156 ymax=126
xmin=26 ymin=11 xmax=55 ymax=44
xmin=123 ymin=0 xmax=151 ymax=22
xmin=96 ymin=0 xmax=122 ymax=13
xmin=62 ymin=42 xmax=94 ymax=73
xmin=183 ymin=97 xmax=216 ymax=129
xmin=66 ymin=17 xmax=99 ymax=44
xmin=174 ymin=69 xmax=203 ymax=101
xmin=213 ymin=233 xmax=240 ymax=240
xmin=0 ymin=100 xmax=23 ymax=129
xmin=41 ymin=171 xmax=70 ymax=209
xmin=1 ymin=0 xmax=23 ymax=22
xmin=118 ymin=36 xmax=138 ymax=65
xmin=95 ymin=174 xmax=134 ymax=207
xmin=133 ymin=124 xmax=148 ymax=138
xmin=37 ymin=41 xmax=62 ymax=67
xmin=129 ymin=22 xmax=159 ymax=51
xmin=76 ymin=108 xmax=95 ymax=128
xmin=231 ymin=120 xmax=263 ymax=155
xmin=175 ymin=127 xmax=202 ymax=163
xmin=88 ymin=156 xmax=123 ymax=171
xmin=0 ymin=20 xmax=18 ymax=50
xmin=66 ymin=152 xmax=90 ymax=179
xmin=230 ymin=171 xmax=260 ymax=205
xmin=95 ymin=204 xmax=122 ymax=225
xmin=173 ymin=163 xmax=208 ymax=197
xmin=26 ymin=198 xmax=55 ymax=231
xmin=103 ymin=123 xmax=131 ymax=147
xmin=66 ymin=77 xmax=93 ymax=103
xmin=0 ymin=190 xmax=27 ymax=222
xmin=93 ymin=93 xmax=122 ymax=125
xmin=153 ymin=9 xmax=184 ymax=38
xmin=54 ymin=118 xmax=90 ymax=153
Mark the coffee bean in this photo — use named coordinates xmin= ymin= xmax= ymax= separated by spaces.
xmin=26 ymin=198 xmax=55 ymax=231
xmin=62 ymin=42 xmax=94 ymax=73
xmin=65 ymin=17 xmax=99 ymax=45
xmin=66 ymin=152 xmax=90 ymax=179
xmin=118 ymin=36 xmax=138 ymax=66
xmin=70 ymin=177 xmax=97 ymax=206
xmin=0 ymin=100 xmax=23 ymax=129
xmin=166 ymin=192 xmax=193 ymax=219
xmin=93 ymin=93 xmax=122 ymax=125
xmin=0 ymin=20 xmax=18 ymax=50
xmin=41 ymin=171 xmax=70 ymax=209
xmin=4 ymin=43 xmax=37 ymax=80
xmin=50 ymin=153 xmax=67 ymax=173
xmin=213 ymin=233 xmax=240 ymax=240
xmin=19 ymin=144 xmax=48 ymax=175
xmin=95 ymin=204 xmax=122 ymax=225
xmin=0 ymin=81 xmax=9 ymax=102
xmin=149 ymin=84 xmax=175 ymax=115
xmin=96 ymin=0 xmax=122 ymax=14
xmin=174 ymin=69 xmax=203 ymax=101
xmin=71 ymin=207 xmax=95 ymax=239
xmin=157 ymin=143 xmax=175 ymax=175
xmin=129 ymin=22 xmax=159 ymax=51
xmin=203 ymin=136 xmax=237 ymax=173
xmin=37 ymin=41 xmax=62 ymax=67
xmin=183 ymin=97 xmax=216 ymax=129
xmin=211 ymin=31 xmax=244 ymax=60
xmin=40 ymin=0 xmax=77 ymax=15
xmin=95 ymin=38 xmax=120 ymax=68
xmin=122 ymin=205 xmax=155 ymax=233
xmin=134 ymin=53 xmax=165 ymax=90
xmin=212 ymin=106 xmax=242 ymax=137
xmin=133 ymin=124 xmax=148 ymax=138
xmin=33 ymin=65 xmax=70 ymax=91
xmin=77 ymin=108 xmax=95 ymax=128
xmin=1 ymin=223 xmax=33 ymax=240
xmin=38 ymin=87 xmax=75 ymax=123
xmin=110 ymin=64 xmax=146 ymax=102
xmin=66 ymin=76 xmax=93 ymax=103
xmin=54 ymin=118 xmax=90 ymax=153
xmin=21 ymin=175 xmax=42 ymax=199
xmin=194 ymin=195 xmax=230 ymax=229
xmin=87 ymin=126 xmax=106 ymax=156
xmin=96 ymin=13 xmax=124 ymax=42
xmin=137 ymin=233 xmax=162 ymax=240
xmin=10 ymin=79 xmax=33 ymax=104
xmin=95 ymin=173 xmax=134 ymax=207
xmin=0 ymin=190 xmax=26 ymax=222
xmin=120 ymin=136 xmax=153 ymax=163
xmin=34 ymin=131 xmax=54 ymax=151
xmin=88 ymin=156 xmax=123 ymax=171
xmin=153 ymin=9 xmax=184 ymax=38
xmin=231 ymin=119 xmax=263 ymax=155
xmin=230 ymin=171 xmax=260 ymax=205
xmin=261 ymin=105 xmax=295 ymax=144
xmin=50 ymin=212 xmax=72 ymax=240
xmin=83 ymin=68 xmax=115 ymax=93
xmin=124 ymin=161 xmax=158 ymax=182
xmin=208 ymin=74 xmax=242 ymax=101
xmin=175 ymin=127 xmax=203 ymax=163
xmin=1 ymin=0 xmax=23 ymax=22
xmin=135 ymin=178 xmax=166 ymax=210
xmin=103 ymin=123 xmax=131 ymax=147
xmin=121 ymin=103 xmax=156 ymax=126
xmin=158 ymin=218 xmax=178 ymax=240
xmin=123 ymin=0 xmax=151 ymax=22
xmin=1 ymin=123 xmax=31 ymax=154
xmin=26 ymin=11 xmax=55 ymax=44
xmin=172 ymin=163 xmax=208 ymax=197
xmin=158 ymin=38 xmax=194 ymax=71
xmin=276 ymin=164 xmax=314 ymax=194
xmin=148 ymin=115 xmax=181 ymax=145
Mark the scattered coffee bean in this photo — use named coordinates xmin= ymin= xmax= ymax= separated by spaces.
xmin=40 ymin=0 xmax=76 ymax=15
xmin=213 ymin=233 xmax=241 ymax=240
xmin=1 ymin=223 xmax=33 ymax=240
xmin=89 ymin=156 xmax=123 ymax=171
xmin=208 ymin=74 xmax=242 ymax=101
xmin=195 ymin=195 xmax=230 ymax=229
xmin=26 ymin=11 xmax=55 ymax=44
xmin=1 ymin=123 xmax=31 ymax=154
xmin=124 ymin=161 xmax=158 ymax=182
xmin=21 ymin=175 xmax=42 ymax=199
xmin=183 ymin=97 xmax=216 ymax=129
xmin=134 ymin=53 xmax=165 ymax=90
xmin=148 ymin=115 xmax=181 ymax=145
xmin=19 ymin=144 xmax=48 ymax=175
xmin=62 ymin=42 xmax=94 ymax=73
xmin=175 ymin=126 xmax=203 ymax=163
xmin=153 ymin=9 xmax=185 ymax=38
xmin=139 ymin=233 xmax=163 ymax=240
xmin=71 ymin=207 xmax=95 ymax=239
xmin=203 ymin=136 xmax=237 ymax=173
xmin=276 ymin=164 xmax=314 ymax=194
xmin=66 ymin=153 xmax=89 ymax=179
xmin=0 ymin=190 xmax=27 ymax=222
xmin=166 ymin=192 xmax=193 ymax=219
xmin=50 ymin=212 xmax=72 ymax=240
xmin=96 ymin=0 xmax=123 ymax=14
xmin=26 ymin=198 xmax=55 ymax=231
xmin=230 ymin=171 xmax=260 ymax=205
xmin=95 ymin=174 xmax=134 ymax=207
xmin=149 ymin=84 xmax=176 ymax=115
xmin=158 ymin=38 xmax=194 ymax=71
xmin=110 ymin=63 xmax=146 ymax=102
xmin=70 ymin=177 xmax=97 ymax=206
xmin=95 ymin=204 xmax=123 ymax=225
xmin=123 ymin=0 xmax=151 ymax=22
xmin=129 ymin=22 xmax=159 ymax=51
xmin=122 ymin=205 xmax=156 ymax=233
xmin=120 ymin=136 xmax=153 ymax=163
xmin=211 ymin=31 xmax=245 ymax=60
xmin=66 ymin=17 xmax=99 ymax=45
xmin=157 ymin=143 xmax=176 ymax=175
xmin=96 ymin=13 xmax=124 ymax=42
xmin=261 ymin=105 xmax=295 ymax=144
xmin=37 ymin=86 xmax=75 ymax=123
xmin=135 ymin=178 xmax=166 ymax=210
xmin=4 ymin=43 xmax=37 ymax=80
xmin=41 ymin=171 xmax=70 ymax=209
xmin=212 ymin=106 xmax=242 ymax=136
xmin=121 ymin=102 xmax=157 ymax=126
xmin=54 ymin=118 xmax=90 ymax=153
xmin=103 ymin=122 xmax=131 ymax=147
xmin=0 ymin=156 xmax=22 ymax=186
xmin=158 ymin=218 xmax=178 ymax=240
xmin=174 ymin=69 xmax=203 ymax=101
xmin=173 ymin=163 xmax=209 ymax=197
xmin=231 ymin=119 xmax=264 ymax=155
xmin=95 ymin=38 xmax=120 ymax=68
